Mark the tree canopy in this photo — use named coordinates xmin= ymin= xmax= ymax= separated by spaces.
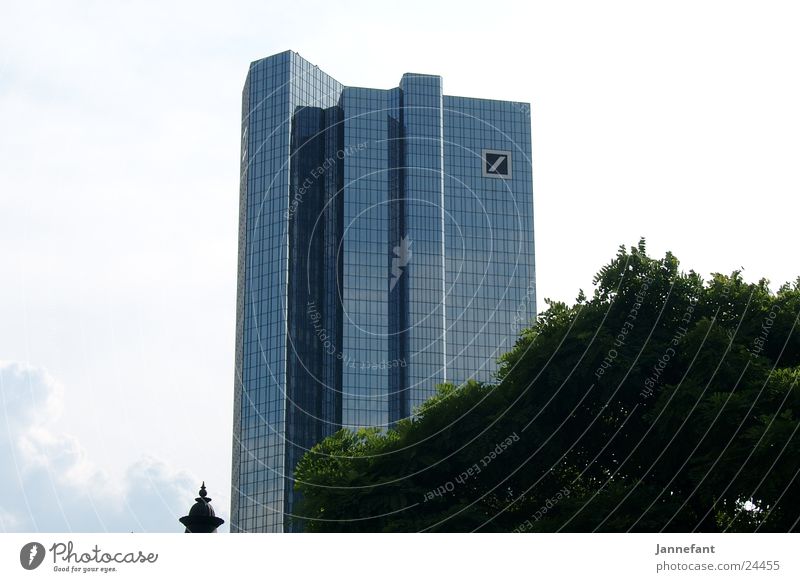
xmin=294 ymin=240 xmax=800 ymax=532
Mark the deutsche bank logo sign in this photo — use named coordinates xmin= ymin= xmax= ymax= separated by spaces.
xmin=482 ymin=149 xmax=512 ymax=178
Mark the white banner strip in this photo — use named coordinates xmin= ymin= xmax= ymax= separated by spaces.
xmin=1 ymin=533 xmax=796 ymax=581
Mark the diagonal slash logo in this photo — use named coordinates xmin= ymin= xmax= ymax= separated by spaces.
xmin=390 ymin=236 xmax=412 ymax=291
xmin=488 ymin=155 xmax=506 ymax=173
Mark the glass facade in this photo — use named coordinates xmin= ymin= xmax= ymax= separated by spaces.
xmin=231 ymin=51 xmax=535 ymax=532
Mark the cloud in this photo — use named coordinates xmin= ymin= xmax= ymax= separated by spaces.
xmin=0 ymin=361 xmax=226 ymax=532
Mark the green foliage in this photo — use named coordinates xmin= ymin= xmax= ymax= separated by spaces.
xmin=294 ymin=239 xmax=800 ymax=532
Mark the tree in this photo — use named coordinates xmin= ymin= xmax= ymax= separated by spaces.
xmin=293 ymin=240 xmax=800 ymax=532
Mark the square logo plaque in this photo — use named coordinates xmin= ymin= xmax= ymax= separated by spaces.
xmin=482 ymin=149 xmax=512 ymax=178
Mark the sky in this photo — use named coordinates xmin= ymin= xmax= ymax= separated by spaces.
xmin=1 ymin=0 xmax=798 ymax=533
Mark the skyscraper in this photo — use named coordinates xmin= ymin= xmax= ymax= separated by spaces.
xmin=231 ymin=51 xmax=536 ymax=532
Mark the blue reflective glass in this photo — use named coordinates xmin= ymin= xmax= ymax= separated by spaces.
xmin=231 ymin=52 xmax=535 ymax=532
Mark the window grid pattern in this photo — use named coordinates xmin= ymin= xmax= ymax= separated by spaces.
xmin=339 ymin=87 xmax=394 ymax=430
xmin=232 ymin=52 xmax=342 ymax=533
xmin=442 ymin=96 xmax=535 ymax=386
xmin=399 ymin=74 xmax=448 ymax=414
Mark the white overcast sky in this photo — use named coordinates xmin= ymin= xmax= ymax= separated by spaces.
xmin=1 ymin=0 xmax=798 ymax=533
